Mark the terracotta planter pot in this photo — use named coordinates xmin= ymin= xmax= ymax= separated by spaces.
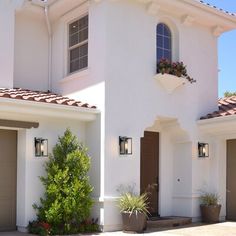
xmin=200 ymin=204 xmax=221 ymax=223
xmin=121 ymin=212 xmax=147 ymax=233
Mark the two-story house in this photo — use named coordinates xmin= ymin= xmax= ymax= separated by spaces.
xmin=0 ymin=0 xmax=236 ymax=232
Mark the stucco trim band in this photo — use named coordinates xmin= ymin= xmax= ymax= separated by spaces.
xmin=0 ymin=119 xmax=39 ymax=129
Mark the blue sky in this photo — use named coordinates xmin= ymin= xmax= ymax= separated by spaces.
xmin=204 ymin=1 xmax=236 ymax=97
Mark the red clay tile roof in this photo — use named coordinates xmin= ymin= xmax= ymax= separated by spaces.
xmin=198 ymin=1 xmax=236 ymax=17
xmin=38 ymin=0 xmax=236 ymax=17
xmin=200 ymin=96 xmax=236 ymax=120
xmin=0 ymin=88 xmax=96 ymax=109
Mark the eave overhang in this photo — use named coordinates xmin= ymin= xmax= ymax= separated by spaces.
xmin=22 ymin=0 xmax=236 ymax=33
xmin=197 ymin=115 xmax=236 ymax=136
xmin=0 ymin=98 xmax=99 ymax=122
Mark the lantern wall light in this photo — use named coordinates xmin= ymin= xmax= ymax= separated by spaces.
xmin=198 ymin=142 xmax=209 ymax=158
xmin=119 ymin=136 xmax=132 ymax=155
xmin=35 ymin=138 xmax=48 ymax=157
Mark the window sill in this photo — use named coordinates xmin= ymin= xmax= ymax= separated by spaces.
xmin=154 ymin=73 xmax=186 ymax=94
xmin=60 ymin=68 xmax=89 ymax=84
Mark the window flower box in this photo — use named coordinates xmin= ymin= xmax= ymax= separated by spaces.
xmin=154 ymin=73 xmax=186 ymax=93
xmin=155 ymin=59 xmax=196 ymax=93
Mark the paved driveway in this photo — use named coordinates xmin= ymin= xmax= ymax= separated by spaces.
xmin=1 ymin=222 xmax=236 ymax=236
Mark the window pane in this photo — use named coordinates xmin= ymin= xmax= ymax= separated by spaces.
xmin=69 ymin=15 xmax=88 ymax=47
xmin=70 ymin=60 xmax=79 ymax=73
xmin=70 ymin=47 xmax=80 ymax=61
xmin=156 ymin=24 xmax=163 ymax=35
xmin=164 ymin=36 xmax=171 ymax=50
xmin=79 ymin=56 xmax=88 ymax=69
xmin=157 ymin=50 xmax=163 ymax=62
xmin=69 ymin=34 xmax=79 ymax=47
xmin=78 ymin=28 xmax=88 ymax=43
xmin=69 ymin=15 xmax=89 ymax=73
xmin=157 ymin=35 xmax=163 ymax=48
xmin=156 ymin=23 xmax=172 ymax=62
xmin=164 ymin=50 xmax=171 ymax=61
xmin=79 ymin=15 xmax=88 ymax=30
xmin=69 ymin=43 xmax=88 ymax=73
xmin=69 ymin=21 xmax=79 ymax=35
xmin=163 ymin=25 xmax=171 ymax=37
xmin=79 ymin=43 xmax=88 ymax=57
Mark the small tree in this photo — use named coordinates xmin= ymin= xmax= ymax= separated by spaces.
xmin=34 ymin=129 xmax=93 ymax=234
xmin=224 ymin=91 xmax=236 ymax=97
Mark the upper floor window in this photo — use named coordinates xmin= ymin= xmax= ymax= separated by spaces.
xmin=156 ymin=23 xmax=172 ymax=62
xmin=68 ymin=15 xmax=88 ymax=74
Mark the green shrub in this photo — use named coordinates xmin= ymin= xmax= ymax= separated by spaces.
xmin=28 ymin=221 xmax=51 ymax=236
xmin=33 ymin=129 xmax=94 ymax=234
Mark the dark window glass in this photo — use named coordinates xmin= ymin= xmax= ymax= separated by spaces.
xmin=157 ymin=35 xmax=163 ymax=48
xmin=156 ymin=23 xmax=172 ymax=62
xmin=69 ymin=15 xmax=88 ymax=73
xmin=70 ymin=43 xmax=88 ymax=73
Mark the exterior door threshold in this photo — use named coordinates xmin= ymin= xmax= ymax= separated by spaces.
xmin=147 ymin=216 xmax=192 ymax=228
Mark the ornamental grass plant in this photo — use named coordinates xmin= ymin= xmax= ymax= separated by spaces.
xmin=200 ymin=192 xmax=220 ymax=206
xmin=118 ymin=192 xmax=149 ymax=216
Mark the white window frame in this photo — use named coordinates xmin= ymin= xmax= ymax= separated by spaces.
xmin=156 ymin=23 xmax=172 ymax=62
xmin=68 ymin=14 xmax=88 ymax=74
xmin=61 ymin=2 xmax=89 ymax=78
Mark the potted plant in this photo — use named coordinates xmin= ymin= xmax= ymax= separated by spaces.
xmin=118 ymin=192 xmax=149 ymax=233
xmin=200 ymin=192 xmax=221 ymax=223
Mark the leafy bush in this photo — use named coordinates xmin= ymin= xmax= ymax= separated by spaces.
xmin=28 ymin=221 xmax=51 ymax=236
xmin=79 ymin=218 xmax=100 ymax=233
xmin=33 ymin=129 xmax=95 ymax=234
xmin=200 ymin=192 xmax=220 ymax=206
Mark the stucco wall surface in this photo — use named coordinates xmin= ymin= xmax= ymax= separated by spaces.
xmin=0 ymin=2 xmax=16 ymax=88
xmin=14 ymin=8 xmax=49 ymax=91
xmin=0 ymin=111 xmax=100 ymax=231
xmin=3 ymin=0 xmax=231 ymax=232
xmin=47 ymin=0 xmax=222 ymax=230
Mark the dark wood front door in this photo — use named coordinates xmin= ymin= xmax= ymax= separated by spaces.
xmin=227 ymin=139 xmax=236 ymax=221
xmin=140 ymin=131 xmax=159 ymax=216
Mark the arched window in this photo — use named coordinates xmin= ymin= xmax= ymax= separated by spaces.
xmin=156 ymin=23 xmax=172 ymax=62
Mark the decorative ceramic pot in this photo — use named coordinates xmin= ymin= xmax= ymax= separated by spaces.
xmin=200 ymin=204 xmax=221 ymax=223
xmin=121 ymin=212 xmax=147 ymax=233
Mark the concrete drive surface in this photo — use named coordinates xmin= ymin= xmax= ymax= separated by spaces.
xmin=1 ymin=222 xmax=236 ymax=236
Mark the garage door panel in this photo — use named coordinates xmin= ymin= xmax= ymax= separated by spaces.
xmin=0 ymin=163 xmax=16 ymax=182
xmin=0 ymin=130 xmax=17 ymax=231
xmin=227 ymin=139 xmax=236 ymax=221
xmin=0 ymin=200 xmax=15 ymax=231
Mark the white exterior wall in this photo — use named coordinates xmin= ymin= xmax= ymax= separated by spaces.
xmin=0 ymin=2 xmax=16 ymax=88
xmin=15 ymin=115 xmax=92 ymax=230
xmin=2 ymin=0 xmax=232 ymax=232
xmin=100 ymin=0 xmax=219 ymax=230
xmin=14 ymin=7 xmax=49 ymax=91
xmin=51 ymin=2 xmax=107 ymax=227
xmin=48 ymin=0 xmax=221 ymax=230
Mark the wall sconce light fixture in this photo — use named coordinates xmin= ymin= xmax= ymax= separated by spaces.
xmin=35 ymin=138 xmax=48 ymax=157
xmin=198 ymin=142 xmax=209 ymax=158
xmin=119 ymin=136 xmax=132 ymax=155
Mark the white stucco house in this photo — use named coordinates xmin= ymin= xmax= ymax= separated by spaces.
xmin=1 ymin=0 xmax=236 ymax=232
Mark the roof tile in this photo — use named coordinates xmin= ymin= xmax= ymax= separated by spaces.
xmin=0 ymin=88 xmax=97 ymax=109
xmin=198 ymin=0 xmax=235 ymax=17
xmin=200 ymin=96 xmax=236 ymax=120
